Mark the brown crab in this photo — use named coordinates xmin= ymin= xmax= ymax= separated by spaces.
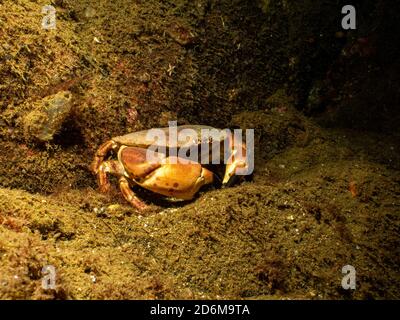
xmin=92 ymin=125 xmax=249 ymax=210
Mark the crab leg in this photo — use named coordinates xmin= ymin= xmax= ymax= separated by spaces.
xmin=119 ymin=176 xmax=147 ymax=210
xmin=96 ymin=160 xmax=125 ymax=193
xmin=96 ymin=159 xmax=147 ymax=210
xmin=92 ymin=140 xmax=118 ymax=174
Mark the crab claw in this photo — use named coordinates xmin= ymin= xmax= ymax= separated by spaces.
xmin=222 ymin=134 xmax=249 ymax=186
xmin=222 ymin=154 xmax=248 ymax=186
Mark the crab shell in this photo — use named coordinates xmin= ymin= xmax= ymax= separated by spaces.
xmin=93 ymin=125 xmax=230 ymax=174
xmin=118 ymin=146 xmax=213 ymax=200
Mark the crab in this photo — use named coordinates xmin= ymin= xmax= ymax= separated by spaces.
xmin=92 ymin=125 xmax=249 ymax=210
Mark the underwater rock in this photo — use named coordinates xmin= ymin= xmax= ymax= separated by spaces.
xmin=23 ymin=91 xmax=72 ymax=142
xmin=230 ymin=90 xmax=317 ymax=159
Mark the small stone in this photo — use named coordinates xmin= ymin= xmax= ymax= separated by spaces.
xmin=107 ymin=204 xmax=122 ymax=214
xmin=165 ymin=22 xmax=197 ymax=46
xmin=23 ymin=91 xmax=72 ymax=142
xmin=84 ymin=7 xmax=96 ymax=18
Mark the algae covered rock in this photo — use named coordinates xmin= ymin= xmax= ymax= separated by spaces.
xmin=230 ymin=90 xmax=319 ymax=159
xmin=23 ymin=91 xmax=72 ymax=142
